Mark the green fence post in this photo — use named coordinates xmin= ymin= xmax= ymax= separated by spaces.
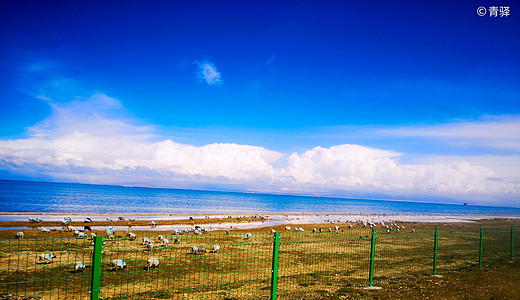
xmin=511 ymin=226 xmax=514 ymax=262
xmin=479 ymin=228 xmax=483 ymax=269
xmin=271 ymin=232 xmax=280 ymax=300
xmin=90 ymin=236 xmax=103 ymax=300
xmin=433 ymin=228 xmax=438 ymax=275
xmin=368 ymin=228 xmax=376 ymax=287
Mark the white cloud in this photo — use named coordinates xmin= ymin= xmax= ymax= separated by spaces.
xmin=1 ymin=95 xmax=519 ymax=205
xmin=195 ymin=60 xmax=222 ymax=85
xmin=380 ymin=115 xmax=520 ymax=151
xmin=282 ymin=145 xmax=518 ymax=199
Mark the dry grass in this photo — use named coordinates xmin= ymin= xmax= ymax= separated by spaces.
xmin=0 ymin=218 xmax=518 ymax=299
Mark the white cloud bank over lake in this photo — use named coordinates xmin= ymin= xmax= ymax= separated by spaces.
xmin=1 ymin=93 xmax=519 ymax=206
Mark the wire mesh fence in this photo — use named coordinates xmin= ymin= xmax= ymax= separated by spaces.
xmin=0 ymin=226 xmax=516 ymax=299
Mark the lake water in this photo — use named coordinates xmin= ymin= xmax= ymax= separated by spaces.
xmin=1 ymin=179 xmax=519 ymax=216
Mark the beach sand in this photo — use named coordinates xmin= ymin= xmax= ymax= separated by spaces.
xmin=1 ymin=212 xmax=518 ymax=239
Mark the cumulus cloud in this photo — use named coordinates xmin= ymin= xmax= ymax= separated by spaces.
xmin=1 ymin=94 xmax=519 ymax=205
xmin=0 ymin=93 xmax=281 ymax=184
xmin=195 ymin=60 xmax=222 ymax=85
xmin=282 ymin=145 xmax=518 ymax=198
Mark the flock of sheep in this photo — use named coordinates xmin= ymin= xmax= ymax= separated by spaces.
xmin=19 ymin=216 xmax=415 ymax=273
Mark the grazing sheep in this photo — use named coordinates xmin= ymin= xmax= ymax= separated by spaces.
xmin=412 ymin=229 xmax=416 ymax=233
xmin=74 ymin=262 xmax=86 ymax=273
xmin=157 ymin=235 xmax=164 ymax=241
xmin=174 ymin=237 xmax=180 ymax=244
xmin=40 ymin=227 xmax=50 ymax=233
xmin=146 ymin=243 xmax=154 ymax=250
xmin=147 ymin=257 xmax=159 ymax=270
xmin=15 ymin=232 xmax=24 ymax=239
xmin=106 ymin=226 xmax=115 ymax=235
xmin=334 ymin=226 xmax=340 ymax=231
xmin=246 ymin=233 xmax=252 ymax=239
xmin=162 ymin=239 xmax=170 ymax=247
xmin=129 ymin=218 xmax=136 ymax=222
xmin=90 ymin=233 xmax=97 ymax=239
xmin=66 ymin=225 xmax=75 ymax=231
xmin=77 ymin=232 xmax=88 ymax=238
xmin=210 ymin=244 xmax=221 ymax=253
xmin=84 ymin=226 xmax=92 ymax=231
xmin=285 ymin=226 xmax=291 ymax=231
xmin=64 ymin=217 xmax=72 ymax=222
xmin=328 ymin=228 xmax=332 ymax=232
xmin=39 ymin=253 xmax=56 ymax=264
xmin=110 ymin=259 xmax=126 ymax=271
xmin=84 ymin=218 xmax=92 ymax=223
xmin=151 ymin=221 xmax=156 ymax=227
xmin=142 ymin=237 xmax=151 ymax=244
xmin=190 ymin=246 xmax=199 ymax=254
xmin=312 ymin=228 xmax=317 ymax=233
xmin=319 ymin=228 xmax=323 ymax=233
xmin=118 ymin=217 xmax=125 ymax=221
xmin=29 ymin=218 xmax=42 ymax=223
xmin=128 ymin=232 xmax=137 ymax=240
xmin=271 ymin=229 xmax=276 ymax=233
xmin=106 ymin=217 xmax=113 ymax=222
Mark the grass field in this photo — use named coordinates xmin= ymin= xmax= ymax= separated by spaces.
xmin=0 ymin=218 xmax=518 ymax=299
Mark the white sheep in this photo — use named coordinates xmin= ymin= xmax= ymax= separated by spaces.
xmin=40 ymin=227 xmax=50 ymax=233
xmin=412 ymin=229 xmax=416 ymax=233
xmin=162 ymin=239 xmax=169 ymax=247
xmin=285 ymin=226 xmax=291 ymax=231
xmin=157 ymin=235 xmax=164 ymax=241
xmin=110 ymin=259 xmax=126 ymax=270
xmin=29 ymin=218 xmax=42 ymax=223
xmin=106 ymin=217 xmax=113 ymax=222
xmin=146 ymin=243 xmax=154 ymax=250
xmin=64 ymin=217 xmax=72 ymax=222
xmin=151 ymin=221 xmax=156 ymax=227
xmin=90 ymin=233 xmax=97 ymax=239
xmin=246 ymin=233 xmax=252 ymax=239
xmin=271 ymin=229 xmax=276 ymax=233
xmin=15 ymin=232 xmax=24 ymax=239
xmin=334 ymin=226 xmax=340 ymax=231
xmin=84 ymin=218 xmax=92 ymax=223
xmin=147 ymin=257 xmax=159 ymax=270
xmin=142 ymin=237 xmax=151 ymax=244
xmin=312 ymin=228 xmax=317 ymax=233
xmin=211 ymin=244 xmax=221 ymax=253
xmin=77 ymin=232 xmax=88 ymax=238
xmin=61 ymin=220 xmax=69 ymax=226
xmin=128 ymin=232 xmax=137 ymax=240
xmin=190 ymin=245 xmax=199 ymax=254
xmin=319 ymin=228 xmax=323 ymax=233
xmin=74 ymin=262 xmax=86 ymax=273
xmin=38 ymin=253 xmax=56 ymax=264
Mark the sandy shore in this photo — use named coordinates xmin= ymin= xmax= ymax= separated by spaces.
xmin=1 ymin=212 xmax=518 ymax=229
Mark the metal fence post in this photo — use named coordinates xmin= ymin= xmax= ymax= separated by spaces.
xmin=90 ymin=236 xmax=103 ymax=300
xmin=479 ymin=228 xmax=483 ymax=269
xmin=368 ymin=228 xmax=376 ymax=287
xmin=271 ymin=232 xmax=280 ymax=300
xmin=511 ymin=226 xmax=514 ymax=262
xmin=433 ymin=228 xmax=438 ymax=275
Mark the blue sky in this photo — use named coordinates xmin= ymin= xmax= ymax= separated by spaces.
xmin=1 ymin=1 xmax=519 ymax=207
